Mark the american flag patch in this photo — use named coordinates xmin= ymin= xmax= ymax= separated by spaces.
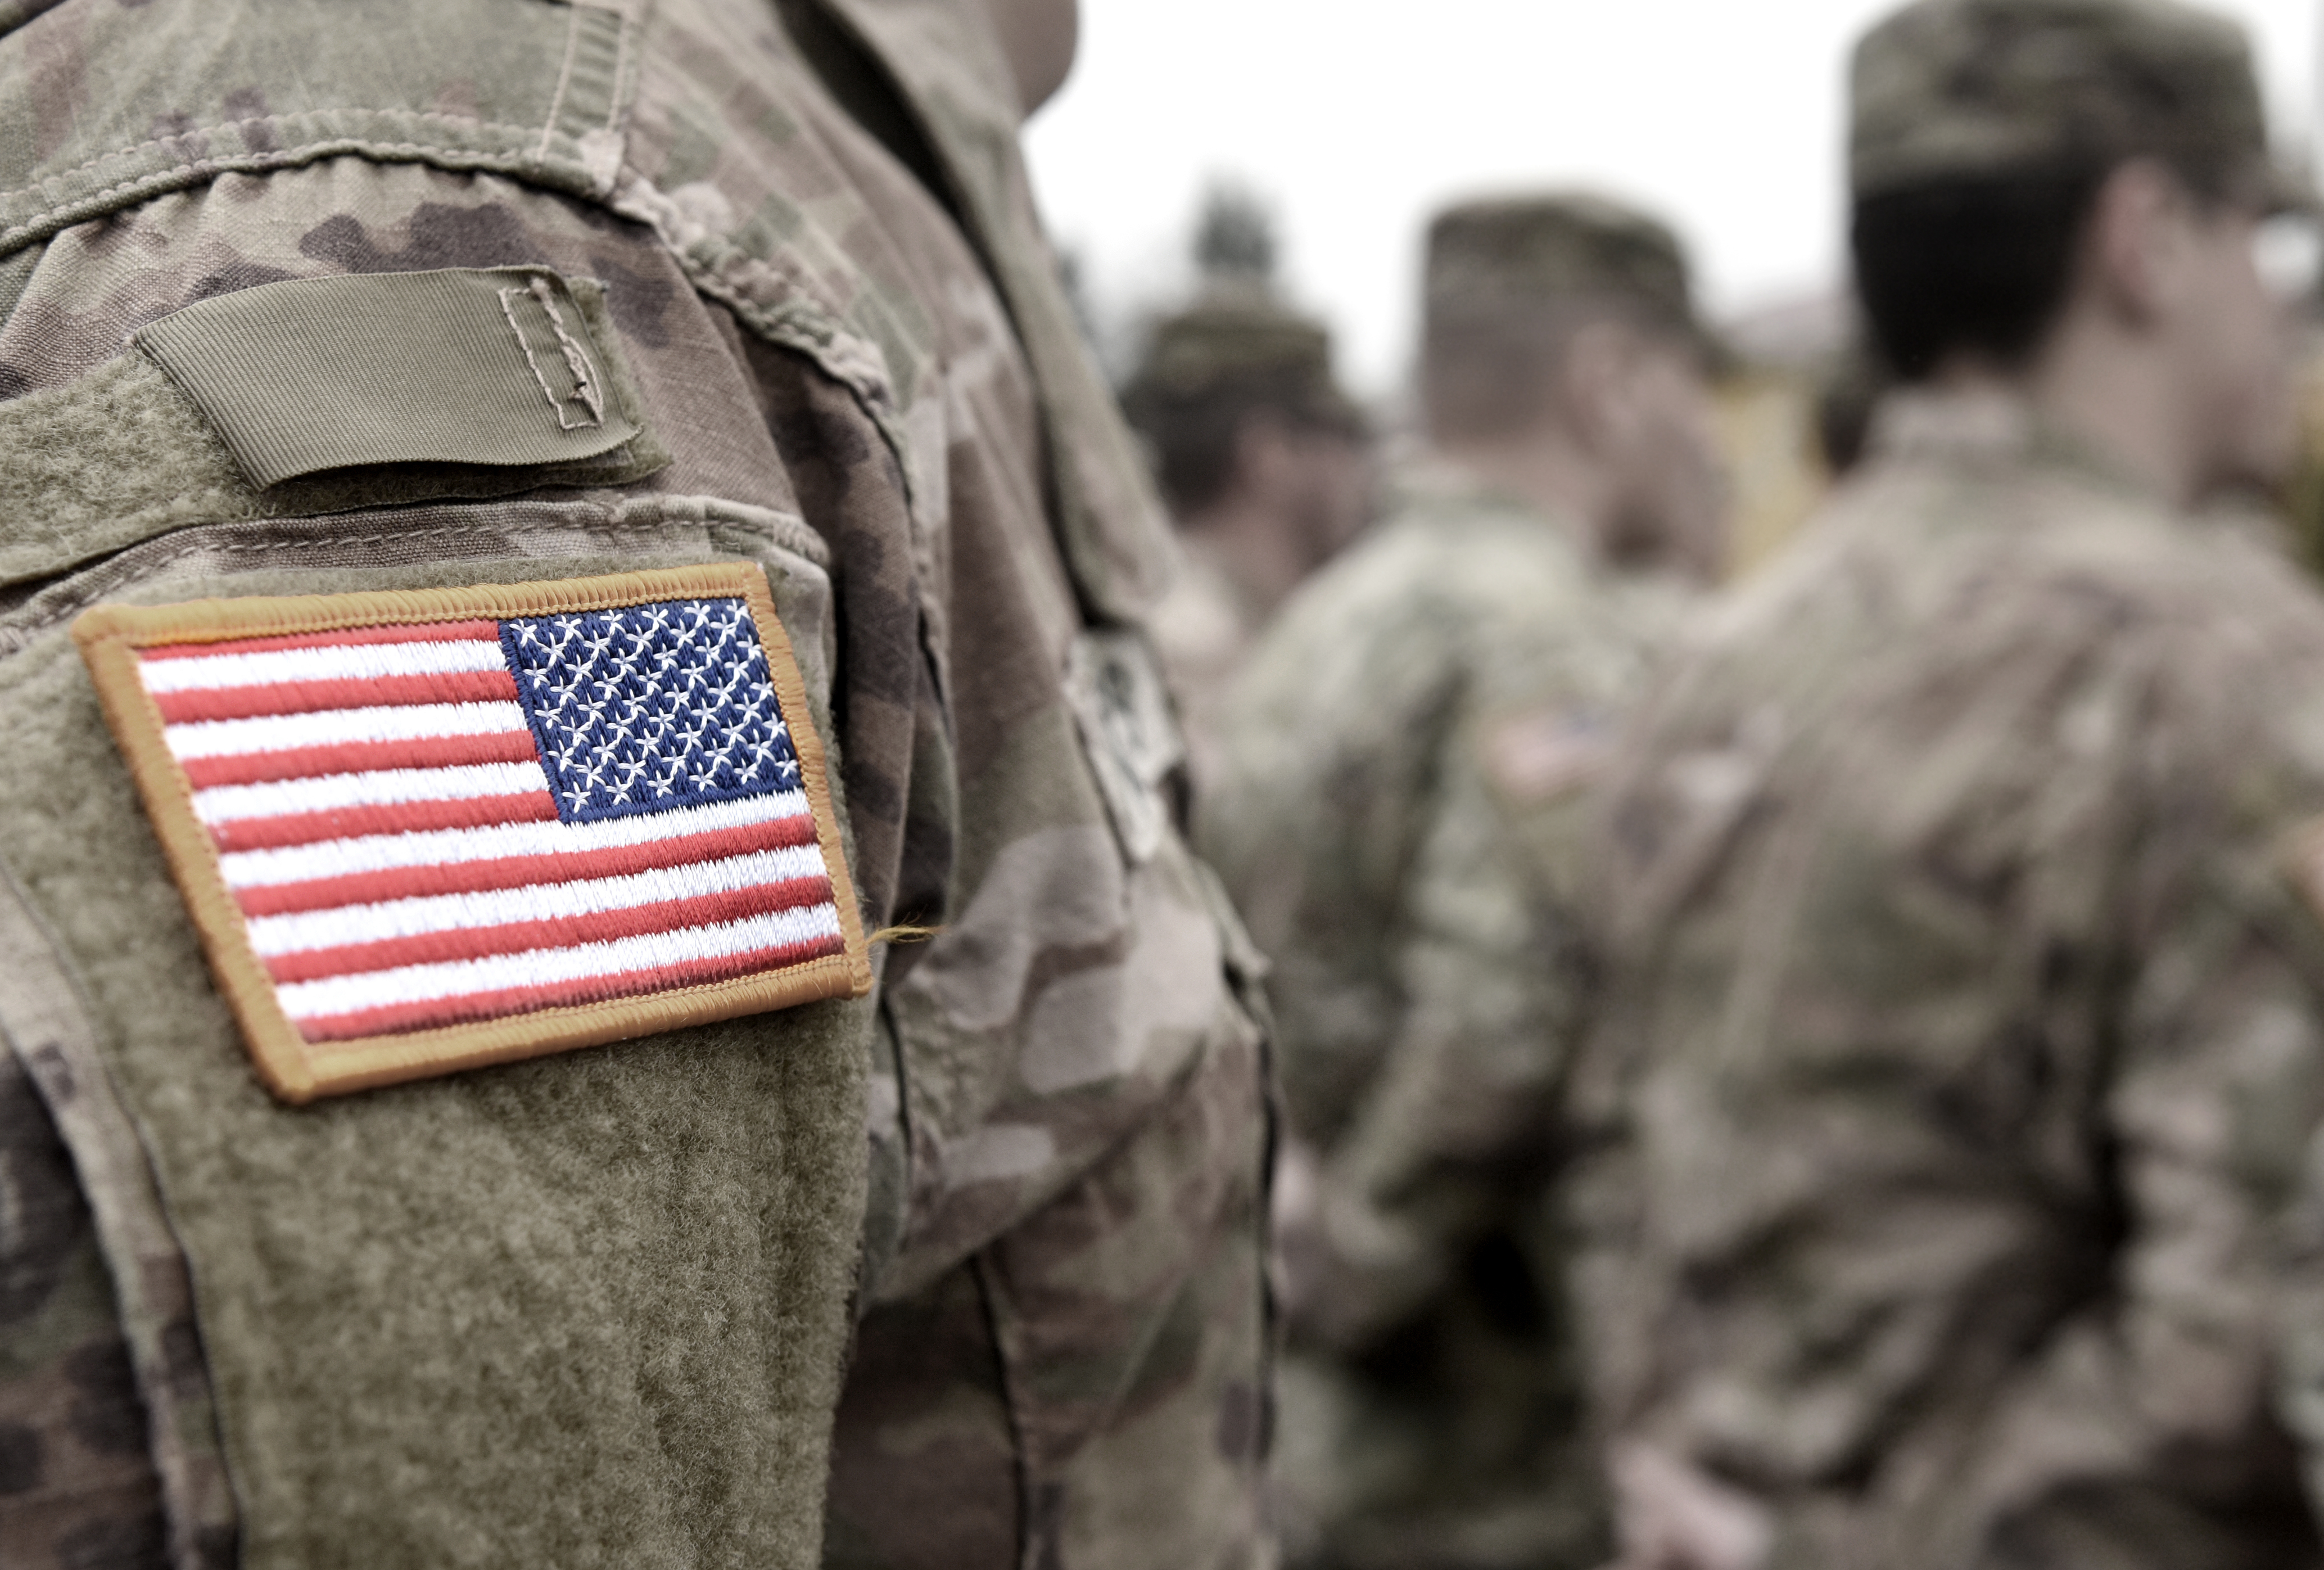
xmin=73 ymin=564 xmax=871 ymax=1103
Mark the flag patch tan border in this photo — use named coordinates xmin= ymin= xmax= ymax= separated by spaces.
xmin=74 ymin=563 xmax=872 ymax=1104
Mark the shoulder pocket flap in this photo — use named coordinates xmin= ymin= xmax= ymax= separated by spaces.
xmin=135 ymin=267 xmax=643 ymax=486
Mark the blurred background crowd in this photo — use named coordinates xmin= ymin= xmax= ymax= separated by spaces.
xmin=1033 ymin=0 xmax=2324 ymax=579
xmin=1028 ymin=3 xmax=2324 ymax=1568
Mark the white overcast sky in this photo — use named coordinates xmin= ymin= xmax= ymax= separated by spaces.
xmin=1024 ymin=0 xmax=2321 ymax=397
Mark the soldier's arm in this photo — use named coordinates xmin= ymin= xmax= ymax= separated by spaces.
xmin=1286 ymin=696 xmax=1589 ymax=1351
xmin=1197 ymin=578 xmax=1463 ymax=1145
xmin=1915 ymin=825 xmax=2324 ymax=1560
xmin=0 ymin=1049 xmax=174 ymax=1564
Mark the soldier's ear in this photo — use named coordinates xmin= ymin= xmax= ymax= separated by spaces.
xmin=2082 ymin=159 xmax=2197 ymax=331
xmin=1557 ymin=318 xmax=1647 ymax=453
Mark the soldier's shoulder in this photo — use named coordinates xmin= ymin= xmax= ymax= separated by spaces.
xmin=1275 ymin=502 xmax=1596 ymax=651
xmin=1695 ymin=464 xmax=2324 ymax=851
xmin=1233 ymin=521 xmax=1453 ymax=684
xmin=1150 ymin=547 xmax=1254 ymax=656
xmin=1392 ymin=489 xmax=1599 ymax=590
xmin=1970 ymin=473 xmax=2324 ymax=706
xmin=1705 ymin=455 xmax=2314 ymax=659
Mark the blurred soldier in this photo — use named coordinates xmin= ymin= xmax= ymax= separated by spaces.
xmin=0 ymin=2 xmax=1270 ymax=1568
xmin=1566 ymin=3 xmax=2324 ymax=1567
xmin=1124 ymin=190 xmax=1373 ymax=785
xmin=1201 ymin=193 xmax=1727 ymax=1570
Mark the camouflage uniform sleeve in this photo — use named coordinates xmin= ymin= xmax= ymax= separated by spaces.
xmin=0 ymin=25 xmax=875 ymax=1555
xmin=1213 ymin=513 xmax=1625 ymax=1354
xmin=0 ymin=1051 xmax=170 ymax=1567
xmin=0 ymin=4 xmax=1270 ymax=1567
xmin=1291 ymin=692 xmax=1588 ymax=1352
xmin=2231 ymin=837 xmax=2324 ymax=1546
xmin=1199 ymin=555 xmax=1464 ymax=1149
xmin=1876 ymin=787 xmax=2324 ymax=1561
xmin=1300 ymin=578 xmax=1679 ymax=1356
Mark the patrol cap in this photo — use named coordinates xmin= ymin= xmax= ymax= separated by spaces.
xmin=1850 ymin=0 xmax=2305 ymax=207
xmin=1423 ymin=191 xmax=1704 ymax=344
xmin=1124 ymin=293 xmax=1362 ymax=434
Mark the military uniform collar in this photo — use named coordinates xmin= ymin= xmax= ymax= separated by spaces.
xmin=1868 ymin=386 xmax=2167 ymax=506
xmin=1390 ymin=454 xmax=1591 ymax=540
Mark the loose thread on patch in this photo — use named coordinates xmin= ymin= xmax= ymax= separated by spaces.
xmin=869 ymin=924 xmax=943 ymax=946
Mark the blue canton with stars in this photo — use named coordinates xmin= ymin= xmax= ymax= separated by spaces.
xmin=501 ymin=597 xmax=803 ymax=823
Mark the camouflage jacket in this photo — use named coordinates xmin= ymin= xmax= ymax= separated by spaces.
xmin=1200 ymin=464 xmax=1681 ymax=1569
xmin=1568 ymin=389 xmax=2324 ymax=1569
xmin=0 ymin=4 xmax=1269 ymax=1569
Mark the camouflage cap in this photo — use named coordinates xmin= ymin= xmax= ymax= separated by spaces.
xmin=1123 ymin=291 xmax=1362 ymax=433
xmin=1423 ymin=192 xmax=1702 ymax=341
xmin=1850 ymin=0 xmax=2302 ymax=205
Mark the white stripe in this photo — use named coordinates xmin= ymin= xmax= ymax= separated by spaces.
xmin=220 ymin=790 xmax=812 ymax=889
xmin=277 ymin=903 xmax=845 ymax=1020
xmin=137 ymin=638 xmax=507 ymax=693
xmin=165 ymin=702 xmax=530 ymax=761
xmin=246 ymin=846 xmax=832 ymax=956
xmin=193 ymin=763 xmax=549 ymax=825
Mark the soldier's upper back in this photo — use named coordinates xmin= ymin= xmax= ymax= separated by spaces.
xmin=1572 ymin=391 xmax=2324 ymax=1495
xmin=1202 ymin=473 xmax=1670 ymax=1138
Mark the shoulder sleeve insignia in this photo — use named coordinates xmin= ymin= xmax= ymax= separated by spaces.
xmin=1481 ymin=704 xmax=1613 ymax=806
xmin=73 ymin=563 xmax=872 ymax=1104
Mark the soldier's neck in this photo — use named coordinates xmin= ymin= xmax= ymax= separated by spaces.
xmin=1942 ymin=318 xmax=2198 ymax=508
xmin=1427 ymin=432 xmax=1610 ymax=556
xmin=1177 ymin=490 xmax=1322 ymax=619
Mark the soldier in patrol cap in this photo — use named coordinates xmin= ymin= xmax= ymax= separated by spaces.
xmin=1124 ymin=191 xmax=1372 ymax=787
xmin=1200 ymin=191 xmax=1728 ymax=1570
xmin=0 ymin=1 xmax=1272 ymax=1567
xmin=1564 ymin=2 xmax=2324 ymax=1567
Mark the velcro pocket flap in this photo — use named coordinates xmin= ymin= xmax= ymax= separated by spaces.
xmin=1 ymin=268 xmax=670 ymax=589
xmin=135 ymin=267 xmax=642 ymax=486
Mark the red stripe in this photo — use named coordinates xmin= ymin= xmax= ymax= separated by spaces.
xmin=229 ymin=812 xmax=825 ymax=917
xmin=207 ymin=792 xmax=559 ymax=854
xmin=153 ymin=669 xmax=520 ymax=724
xmin=292 ymin=930 xmax=850 ymax=1041
xmin=179 ymin=731 xmax=541 ymax=790
xmin=139 ymin=621 xmax=503 ymax=660
xmin=262 ymin=876 xmax=838 ymax=983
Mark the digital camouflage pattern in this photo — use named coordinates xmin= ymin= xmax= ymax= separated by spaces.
xmin=0 ymin=2 xmax=1269 ymax=1567
xmin=1201 ymin=464 xmax=1685 ymax=1570
xmin=1568 ymin=390 xmax=2324 ymax=1569
xmin=1850 ymin=0 xmax=2284 ymax=201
